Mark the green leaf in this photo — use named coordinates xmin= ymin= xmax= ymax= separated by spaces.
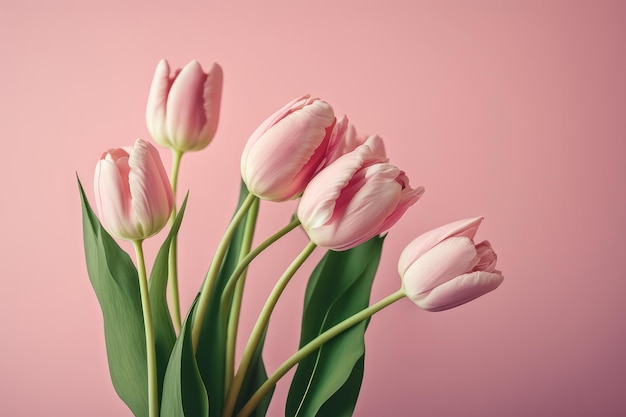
xmin=234 ymin=327 xmax=274 ymax=417
xmin=78 ymin=178 xmax=149 ymax=417
xmin=196 ymin=179 xmax=270 ymax=416
xmin=314 ymin=354 xmax=364 ymax=417
xmin=160 ymin=299 xmax=209 ymax=417
xmin=286 ymin=236 xmax=385 ymax=417
xmin=149 ymin=194 xmax=189 ymax=406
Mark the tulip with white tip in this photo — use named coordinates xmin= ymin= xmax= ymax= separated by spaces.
xmin=146 ymin=59 xmax=223 ymax=152
xmin=398 ymin=217 xmax=504 ymax=312
xmin=94 ymin=138 xmax=173 ymax=241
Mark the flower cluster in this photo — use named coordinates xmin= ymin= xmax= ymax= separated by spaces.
xmin=80 ymin=59 xmax=504 ymax=417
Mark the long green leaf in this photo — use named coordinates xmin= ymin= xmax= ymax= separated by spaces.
xmin=78 ymin=178 xmax=148 ymax=417
xmin=315 ymin=356 xmax=364 ymax=417
xmin=286 ymin=236 xmax=385 ymax=417
xmin=149 ymin=195 xmax=189 ymax=406
xmin=160 ymin=299 xmax=209 ymax=417
xmin=234 ymin=327 xmax=274 ymax=417
xmin=196 ymin=179 xmax=269 ymax=416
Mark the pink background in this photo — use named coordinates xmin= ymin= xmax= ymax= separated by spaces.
xmin=2 ymin=1 xmax=625 ymax=416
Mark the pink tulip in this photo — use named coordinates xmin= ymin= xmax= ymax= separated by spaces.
xmin=297 ymin=136 xmax=424 ymax=251
xmin=398 ymin=217 xmax=504 ymax=311
xmin=324 ymin=118 xmax=378 ymax=166
xmin=240 ymin=94 xmax=336 ymax=201
xmin=146 ymin=59 xmax=223 ymax=152
xmin=94 ymin=139 xmax=174 ymax=241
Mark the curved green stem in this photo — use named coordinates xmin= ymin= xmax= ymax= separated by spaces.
xmin=191 ymin=193 xmax=258 ymax=351
xmin=235 ymin=289 xmax=407 ymax=417
xmin=220 ymin=217 xmax=301 ymax=321
xmin=168 ymin=149 xmax=183 ymax=332
xmin=225 ymin=198 xmax=260 ymax=393
xmin=222 ymin=241 xmax=317 ymax=417
xmin=132 ymin=240 xmax=159 ymax=417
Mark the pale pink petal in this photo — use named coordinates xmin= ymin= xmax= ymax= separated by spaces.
xmin=362 ymin=135 xmax=386 ymax=158
xmin=128 ymin=139 xmax=173 ymax=238
xmin=145 ymin=59 xmax=171 ymax=147
xmin=402 ymin=237 xmax=479 ymax=298
xmin=243 ymin=99 xmax=334 ymax=200
xmin=342 ymin=124 xmax=361 ymax=153
xmin=288 ymin=114 xmax=336 ymax=195
xmin=327 ymin=125 xmax=383 ymax=164
xmin=145 ymin=140 xmax=174 ymax=213
xmin=255 ymin=95 xmax=312 ymax=137
xmin=94 ymin=152 xmax=136 ymax=239
xmin=165 ymin=60 xmax=209 ymax=150
xmin=376 ymin=178 xmax=424 ymax=234
xmin=297 ymin=142 xmax=380 ymax=230
xmin=196 ymin=62 xmax=223 ymax=150
xmin=413 ymin=271 xmax=504 ymax=312
xmin=307 ymin=163 xmax=404 ymax=250
xmin=241 ymin=94 xmax=311 ymax=166
xmin=398 ymin=217 xmax=484 ymax=276
xmin=473 ymin=240 xmax=499 ymax=273
xmin=324 ymin=115 xmax=350 ymax=165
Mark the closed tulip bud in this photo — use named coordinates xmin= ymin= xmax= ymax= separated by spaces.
xmin=94 ymin=139 xmax=174 ymax=241
xmin=240 ymin=94 xmax=336 ymax=201
xmin=398 ymin=217 xmax=504 ymax=312
xmin=297 ymin=136 xmax=424 ymax=251
xmin=146 ymin=59 xmax=223 ymax=152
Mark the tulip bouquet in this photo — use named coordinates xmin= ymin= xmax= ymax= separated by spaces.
xmin=78 ymin=59 xmax=504 ymax=417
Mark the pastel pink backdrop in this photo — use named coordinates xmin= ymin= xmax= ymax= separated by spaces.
xmin=1 ymin=1 xmax=625 ymax=416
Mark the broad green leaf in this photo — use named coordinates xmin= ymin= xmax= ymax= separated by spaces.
xmin=315 ymin=357 xmax=364 ymax=417
xmin=160 ymin=299 xmax=209 ymax=417
xmin=149 ymin=195 xmax=189 ymax=405
xmin=78 ymin=179 xmax=148 ymax=417
xmin=233 ymin=327 xmax=274 ymax=417
xmin=196 ymin=180 xmax=269 ymax=416
xmin=286 ymin=236 xmax=385 ymax=417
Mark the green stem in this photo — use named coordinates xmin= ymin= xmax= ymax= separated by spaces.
xmin=220 ymin=217 xmax=301 ymax=320
xmin=222 ymin=241 xmax=317 ymax=417
xmin=225 ymin=198 xmax=260 ymax=394
xmin=132 ymin=240 xmax=159 ymax=417
xmin=168 ymin=149 xmax=183 ymax=332
xmin=235 ymin=289 xmax=407 ymax=417
xmin=191 ymin=193 xmax=258 ymax=351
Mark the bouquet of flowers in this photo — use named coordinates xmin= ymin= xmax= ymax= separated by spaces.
xmin=78 ymin=58 xmax=504 ymax=417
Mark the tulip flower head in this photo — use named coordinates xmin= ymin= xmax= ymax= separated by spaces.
xmin=94 ymin=139 xmax=174 ymax=241
xmin=297 ymin=136 xmax=424 ymax=251
xmin=240 ymin=94 xmax=336 ymax=202
xmin=399 ymin=217 xmax=504 ymax=312
xmin=324 ymin=118 xmax=375 ymax=166
xmin=146 ymin=59 xmax=223 ymax=152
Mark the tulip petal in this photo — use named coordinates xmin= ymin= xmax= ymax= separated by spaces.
xmin=398 ymin=217 xmax=484 ymax=276
xmin=297 ymin=144 xmax=373 ymax=229
xmin=128 ymin=139 xmax=173 ymax=238
xmin=165 ymin=60 xmax=209 ymax=150
xmin=94 ymin=152 xmax=135 ymax=239
xmin=243 ymin=99 xmax=334 ymax=200
xmin=473 ymin=240 xmax=499 ymax=273
xmin=319 ymin=164 xmax=403 ymax=250
xmin=413 ymin=271 xmax=504 ymax=312
xmin=196 ymin=62 xmax=223 ymax=150
xmin=145 ymin=59 xmax=171 ymax=147
xmin=304 ymin=162 xmax=418 ymax=251
xmin=242 ymin=94 xmax=311 ymax=161
xmin=298 ymin=138 xmax=390 ymax=229
xmin=362 ymin=134 xmax=386 ymax=158
xmin=402 ymin=237 xmax=479 ymax=298
xmin=324 ymin=115 xmax=350 ymax=165
xmin=376 ymin=181 xmax=424 ymax=234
